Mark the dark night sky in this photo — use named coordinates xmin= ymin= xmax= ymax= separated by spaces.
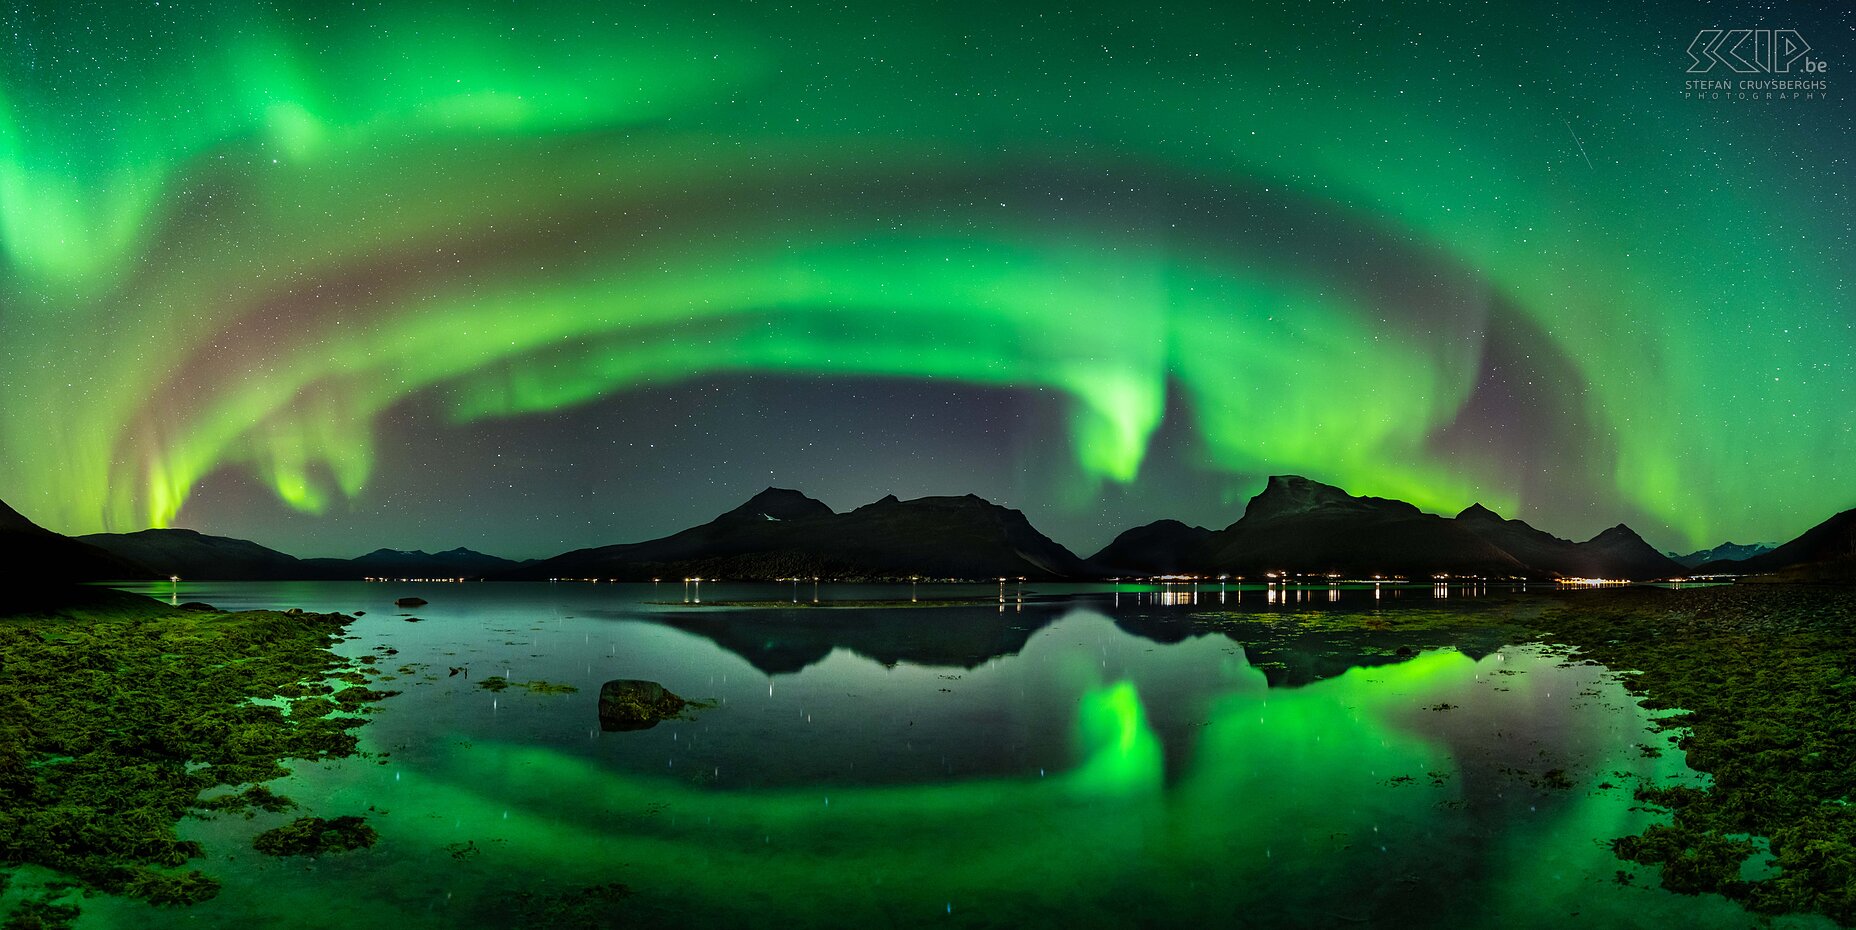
xmin=178 ymin=374 xmax=1251 ymax=559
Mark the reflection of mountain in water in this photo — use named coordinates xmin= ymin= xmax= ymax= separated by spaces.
xmin=630 ymin=594 xmax=1514 ymax=683
xmin=645 ymin=603 xmax=1066 ymax=675
xmin=1108 ymin=611 xmax=1507 ymax=687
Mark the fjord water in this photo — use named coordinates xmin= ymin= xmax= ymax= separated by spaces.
xmin=87 ymin=582 xmax=1813 ymax=929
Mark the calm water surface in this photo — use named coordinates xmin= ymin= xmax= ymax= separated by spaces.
xmin=68 ymin=581 xmax=1819 ymax=929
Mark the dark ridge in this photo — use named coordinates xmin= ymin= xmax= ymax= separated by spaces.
xmin=1087 ymin=520 xmax=1214 ymax=575
xmin=505 ymin=490 xmax=1088 ymax=581
xmin=3 ymin=498 xmax=156 ymax=586
xmin=24 ymin=478 xmax=1844 ymax=584
xmin=1698 ymin=508 xmax=1856 ymax=581
xmin=717 ymin=488 xmax=835 ymax=524
xmin=1668 ymin=542 xmax=1776 ymax=568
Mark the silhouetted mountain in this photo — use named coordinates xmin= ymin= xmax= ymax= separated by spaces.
xmin=1083 ymin=480 xmax=1679 ymax=581
xmin=1241 ymin=476 xmax=1423 ymax=523
xmin=326 ymin=547 xmax=519 ymax=579
xmin=505 ymin=489 xmax=1090 ymax=581
xmin=80 ymin=528 xmax=311 ymax=581
xmin=830 ymin=494 xmax=1088 ymax=578
xmin=81 ymin=529 xmax=519 ymax=580
xmin=1740 ymin=555 xmax=1856 ymax=584
xmin=717 ymin=487 xmax=835 ymax=524
xmin=1198 ymin=477 xmax=1530 ymax=578
xmin=1668 ymin=541 xmax=1776 ymax=568
xmin=29 ymin=478 xmax=1826 ymax=585
xmin=1453 ymin=503 xmax=1583 ymax=573
xmin=1455 ymin=504 xmax=1683 ymax=580
xmin=1088 ymin=520 xmax=1214 ymax=575
xmin=1577 ymin=524 xmax=1686 ymax=580
xmin=0 ymin=498 xmax=32 ymax=532
xmin=1699 ymin=509 xmax=1856 ymax=581
xmin=508 ymin=488 xmax=838 ymax=575
xmin=2 ymin=498 xmax=157 ymax=586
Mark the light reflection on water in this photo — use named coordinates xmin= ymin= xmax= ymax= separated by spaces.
xmin=79 ymin=582 xmax=1807 ymax=929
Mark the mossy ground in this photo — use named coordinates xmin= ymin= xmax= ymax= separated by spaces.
xmin=1528 ymin=585 xmax=1856 ymax=925
xmin=0 ymin=588 xmax=392 ymax=923
xmin=251 ymin=816 xmax=378 ymax=856
xmin=596 ymin=680 xmax=715 ymax=732
xmin=475 ymin=676 xmax=579 ymax=694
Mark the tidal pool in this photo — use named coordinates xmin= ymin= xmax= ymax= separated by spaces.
xmin=68 ymin=582 xmax=1826 ymax=929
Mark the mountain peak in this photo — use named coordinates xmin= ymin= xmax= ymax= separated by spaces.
xmin=1669 ymin=540 xmax=1779 ymax=568
xmin=858 ymin=493 xmax=1013 ymax=514
xmin=1586 ymin=524 xmax=1652 ymax=548
xmin=719 ymin=487 xmax=833 ymax=523
xmin=95 ymin=527 xmax=209 ymax=540
xmin=1245 ymin=475 xmax=1346 ymax=516
xmin=1086 ymin=518 xmax=1215 ymax=574
xmin=1456 ymin=503 xmax=1503 ymax=522
xmin=943 ymin=493 xmax=1001 ymax=509
xmin=1240 ymin=475 xmax=1417 ymax=524
xmin=1145 ymin=518 xmax=1208 ymax=532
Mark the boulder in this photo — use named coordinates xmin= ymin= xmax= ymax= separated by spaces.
xmin=598 ymin=680 xmax=690 ymax=732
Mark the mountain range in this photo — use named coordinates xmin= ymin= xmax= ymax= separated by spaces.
xmin=1694 ymin=508 xmax=1856 ymax=582
xmin=1091 ymin=476 xmax=1678 ymax=580
xmin=69 ymin=528 xmax=521 ymax=581
xmin=1667 ymin=541 xmax=1776 ymax=568
xmin=6 ymin=476 xmax=1853 ymax=585
xmin=503 ymin=488 xmax=1091 ymax=581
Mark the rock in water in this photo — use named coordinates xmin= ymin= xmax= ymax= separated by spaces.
xmin=252 ymin=816 xmax=378 ymax=856
xmin=394 ymin=597 xmax=427 ymax=607
xmin=598 ymin=680 xmax=690 ymax=731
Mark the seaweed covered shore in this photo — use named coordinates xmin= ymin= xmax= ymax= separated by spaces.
xmin=1531 ymin=585 xmax=1856 ymax=925
xmin=0 ymin=587 xmax=392 ymax=923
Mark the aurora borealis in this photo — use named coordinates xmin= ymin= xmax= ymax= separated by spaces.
xmin=1 ymin=0 xmax=1850 ymax=557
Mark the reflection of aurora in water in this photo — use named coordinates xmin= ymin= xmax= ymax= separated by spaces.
xmin=2 ymin=1 xmax=1851 ymax=550
xmin=73 ymin=592 xmax=1799 ymax=929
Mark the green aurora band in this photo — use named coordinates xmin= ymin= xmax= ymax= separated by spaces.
xmin=1 ymin=0 xmax=1849 ymax=545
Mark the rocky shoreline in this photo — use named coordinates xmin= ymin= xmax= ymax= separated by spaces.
xmin=1532 ymin=585 xmax=1856 ymax=925
xmin=0 ymin=589 xmax=395 ymax=924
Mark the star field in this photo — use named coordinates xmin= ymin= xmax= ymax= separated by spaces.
xmin=0 ymin=0 xmax=1850 ymax=558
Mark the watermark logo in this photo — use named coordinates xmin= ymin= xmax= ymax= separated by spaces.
xmin=1682 ymin=29 xmax=1832 ymax=100
xmin=1686 ymin=29 xmax=1824 ymax=73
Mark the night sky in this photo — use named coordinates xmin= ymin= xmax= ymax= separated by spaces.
xmin=0 ymin=0 xmax=1850 ymax=559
